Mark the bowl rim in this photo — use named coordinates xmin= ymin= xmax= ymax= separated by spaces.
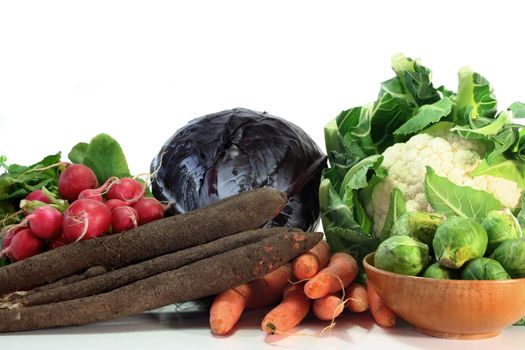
xmin=363 ymin=252 xmax=525 ymax=285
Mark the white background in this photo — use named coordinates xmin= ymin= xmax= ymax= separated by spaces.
xmin=0 ymin=1 xmax=524 ymax=349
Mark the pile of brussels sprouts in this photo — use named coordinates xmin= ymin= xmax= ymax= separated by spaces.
xmin=374 ymin=210 xmax=525 ymax=280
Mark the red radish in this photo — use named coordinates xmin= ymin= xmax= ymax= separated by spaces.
xmin=111 ymin=206 xmax=139 ymax=233
xmin=25 ymin=189 xmax=50 ymax=204
xmin=2 ymin=226 xmax=24 ymax=248
xmin=106 ymin=178 xmax=144 ymax=203
xmin=7 ymin=228 xmax=44 ymax=261
xmin=77 ymin=176 xmax=118 ymax=202
xmin=132 ymin=198 xmax=165 ymax=225
xmin=78 ymin=188 xmax=104 ymax=202
xmin=62 ymin=199 xmax=112 ymax=242
xmin=27 ymin=206 xmax=63 ymax=240
xmin=105 ymin=199 xmax=130 ymax=211
xmin=58 ymin=164 xmax=98 ymax=202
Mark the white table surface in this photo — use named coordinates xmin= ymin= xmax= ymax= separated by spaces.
xmin=2 ymin=306 xmax=523 ymax=350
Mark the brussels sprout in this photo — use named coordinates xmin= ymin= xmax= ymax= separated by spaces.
xmin=391 ymin=211 xmax=444 ymax=247
xmin=433 ymin=216 xmax=488 ymax=269
xmin=491 ymin=238 xmax=525 ymax=278
xmin=461 ymin=257 xmax=511 ymax=280
xmin=374 ymin=236 xmax=429 ymax=276
xmin=422 ymin=262 xmax=458 ymax=279
xmin=482 ymin=209 xmax=522 ymax=254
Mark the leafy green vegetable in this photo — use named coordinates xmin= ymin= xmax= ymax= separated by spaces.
xmin=452 ymin=112 xmax=510 ymax=139
xmin=509 ymin=102 xmax=525 ymax=119
xmin=324 ymin=120 xmax=358 ymax=183
xmin=334 ymin=83 xmax=416 ymax=159
xmin=375 ymin=235 xmax=429 ymax=276
xmin=433 ymin=216 xmax=488 ymax=269
xmin=517 ymin=193 xmax=525 ymax=232
xmin=391 ymin=211 xmax=444 ymax=248
xmin=321 ymin=153 xmax=386 ymax=253
xmin=0 ymin=153 xmax=62 ymax=201
xmin=422 ymin=262 xmax=458 ymax=279
xmin=482 ymin=209 xmax=521 ymax=254
xmin=0 ymin=153 xmax=63 ymax=229
xmin=340 ymin=155 xmax=384 ymax=193
xmin=319 ymin=178 xmax=378 ymax=261
xmin=379 ymin=188 xmax=406 ymax=241
xmin=71 ymin=134 xmax=131 ymax=184
xmin=424 ymin=167 xmax=504 ymax=219
xmin=0 ymin=257 xmax=8 ymax=267
xmin=515 ymin=316 xmax=525 ymax=326
xmin=336 ymin=107 xmax=378 ymax=158
xmin=470 ymin=156 xmax=525 ymax=188
xmin=490 ymin=238 xmax=525 ymax=278
xmin=369 ymin=90 xmax=414 ymax=153
xmin=352 ymin=194 xmax=373 ymax=235
xmin=380 ymin=77 xmax=413 ymax=101
xmin=455 ymin=66 xmax=497 ymax=123
xmin=321 ymin=54 xmax=525 ymax=265
xmin=461 ymin=257 xmax=510 ymax=280
xmin=67 ymin=142 xmax=88 ymax=164
xmin=487 ymin=127 xmax=520 ymax=164
xmin=394 ymin=97 xmax=454 ymax=136
xmin=391 ymin=53 xmax=440 ymax=106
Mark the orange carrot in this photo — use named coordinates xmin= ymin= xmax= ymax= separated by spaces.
xmin=367 ymin=282 xmax=396 ymax=327
xmin=247 ymin=264 xmax=292 ymax=309
xmin=209 ymin=265 xmax=292 ymax=335
xmin=304 ymin=252 xmax=358 ymax=299
xmin=291 ymin=240 xmax=330 ymax=280
xmin=346 ymin=283 xmax=369 ymax=313
xmin=261 ymin=283 xmax=311 ymax=334
xmin=209 ymin=284 xmax=251 ymax=335
xmin=312 ymin=292 xmax=345 ymax=321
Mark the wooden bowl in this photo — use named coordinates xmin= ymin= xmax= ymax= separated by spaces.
xmin=364 ymin=253 xmax=525 ymax=339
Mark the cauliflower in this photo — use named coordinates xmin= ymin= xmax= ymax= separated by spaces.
xmin=367 ymin=132 xmax=522 ymax=235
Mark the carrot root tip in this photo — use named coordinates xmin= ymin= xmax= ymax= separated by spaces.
xmin=266 ymin=322 xmax=276 ymax=334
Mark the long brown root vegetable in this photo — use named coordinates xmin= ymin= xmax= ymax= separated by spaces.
xmin=0 ymin=230 xmax=322 ymax=332
xmin=346 ymin=283 xmax=369 ymax=313
xmin=291 ymin=240 xmax=330 ymax=280
xmin=367 ymin=282 xmax=396 ymax=328
xmin=312 ymin=292 xmax=345 ymax=321
xmin=261 ymin=283 xmax=311 ymax=334
xmin=0 ymin=266 xmax=107 ymax=306
xmin=3 ymin=228 xmax=293 ymax=309
xmin=0 ymin=188 xmax=287 ymax=294
xmin=209 ymin=264 xmax=292 ymax=335
xmin=303 ymin=252 xmax=358 ymax=299
xmin=31 ymin=266 xmax=108 ymax=293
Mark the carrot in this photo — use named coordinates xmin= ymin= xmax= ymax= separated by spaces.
xmin=291 ymin=240 xmax=330 ymax=280
xmin=303 ymin=252 xmax=358 ymax=299
xmin=312 ymin=292 xmax=345 ymax=321
xmin=246 ymin=264 xmax=292 ymax=309
xmin=261 ymin=283 xmax=311 ymax=334
xmin=0 ymin=230 xmax=322 ymax=332
xmin=209 ymin=264 xmax=292 ymax=335
xmin=209 ymin=284 xmax=251 ymax=335
xmin=0 ymin=187 xmax=287 ymax=294
xmin=367 ymin=282 xmax=396 ymax=327
xmin=346 ymin=283 xmax=369 ymax=313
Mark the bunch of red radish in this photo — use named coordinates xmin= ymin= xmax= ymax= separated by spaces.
xmin=1 ymin=164 xmax=166 ymax=262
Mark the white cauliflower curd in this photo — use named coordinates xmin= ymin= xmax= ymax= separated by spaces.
xmin=367 ymin=132 xmax=522 ymax=234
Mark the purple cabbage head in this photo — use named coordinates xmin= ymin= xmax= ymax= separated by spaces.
xmin=150 ymin=108 xmax=326 ymax=232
